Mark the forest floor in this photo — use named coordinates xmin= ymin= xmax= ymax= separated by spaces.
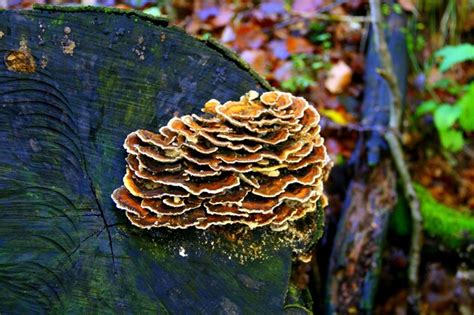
xmin=4 ymin=0 xmax=474 ymax=313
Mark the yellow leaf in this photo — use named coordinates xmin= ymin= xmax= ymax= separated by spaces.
xmin=320 ymin=109 xmax=349 ymax=125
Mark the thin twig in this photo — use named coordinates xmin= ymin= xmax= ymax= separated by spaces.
xmin=369 ymin=0 xmax=423 ymax=312
xmin=385 ymin=131 xmax=423 ymax=310
xmin=274 ymin=14 xmax=370 ymax=31
xmin=313 ymin=13 xmax=370 ymax=23
xmin=320 ymin=117 xmax=387 ymax=133
xmin=318 ymin=0 xmax=351 ymax=14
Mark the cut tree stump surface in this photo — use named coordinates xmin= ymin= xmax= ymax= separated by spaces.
xmin=0 ymin=6 xmax=301 ymax=314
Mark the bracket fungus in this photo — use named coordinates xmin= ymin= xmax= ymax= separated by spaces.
xmin=112 ymin=91 xmax=331 ymax=231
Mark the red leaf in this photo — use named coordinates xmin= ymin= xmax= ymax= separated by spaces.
xmin=286 ymin=37 xmax=314 ymax=54
xmin=233 ymin=23 xmax=268 ymax=50
xmin=241 ymin=49 xmax=270 ymax=75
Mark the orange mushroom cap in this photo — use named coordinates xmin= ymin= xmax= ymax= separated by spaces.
xmin=112 ymin=90 xmax=331 ymax=230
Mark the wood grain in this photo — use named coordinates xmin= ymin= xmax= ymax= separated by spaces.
xmin=0 ymin=6 xmax=306 ymax=314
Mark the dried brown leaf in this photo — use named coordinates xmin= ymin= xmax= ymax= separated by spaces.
xmin=325 ymin=61 xmax=353 ymax=94
xmin=286 ymin=36 xmax=314 ymax=54
xmin=241 ymin=49 xmax=270 ymax=75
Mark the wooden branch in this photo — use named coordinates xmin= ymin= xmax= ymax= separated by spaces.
xmin=274 ymin=14 xmax=369 ymax=32
xmin=385 ymin=132 xmax=423 ymax=304
xmin=312 ymin=13 xmax=370 ymax=23
xmin=369 ymin=0 xmax=423 ymax=311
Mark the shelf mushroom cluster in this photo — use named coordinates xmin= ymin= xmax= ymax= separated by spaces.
xmin=112 ymin=90 xmax=331 ymax=230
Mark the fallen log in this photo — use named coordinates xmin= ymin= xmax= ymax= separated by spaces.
xmin=325 ymin=11 xmax=408 ymax=314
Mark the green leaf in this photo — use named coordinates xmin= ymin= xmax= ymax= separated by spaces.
xmin=291 ymin=54 xmax=307 ymax=70
xmin=382 ymin=3 xmax=390 ymax=16
xmin=142 ymin=7 xmax=162 ymax=17
xmin=432 ymin=78 xmax=453 ymax=89
xmin=311 ymin=61 xmax=324 ymax=70
xmin=433 ymin=104 xmax=460 ymax=130
xmin=439 ymin=129 xmax=464 ymax=152
xmin=314 ymin=33 xmax=331 ymax=42
xmin=430 ymin=78 xmax=463 ymax=95
xmin=435 ymin=43 xmax=474 ymax=72
xmin=415 ymin=100 xmax=438 ymax=117
xmin=415 ymin=36 xmax=426 ymax=52
xmin=281 ymin=79 xmax=297 ymax=92
xmin=281 ymin=75 xmax=314 ymax=93
xmin=458 ymin=83 xmax=474 ymax=132
xmin=393 ymin=3 xmax=402 ymax=14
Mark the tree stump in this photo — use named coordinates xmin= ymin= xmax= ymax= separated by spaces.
xmin=0 ymin=5 xmax=318 ymax=313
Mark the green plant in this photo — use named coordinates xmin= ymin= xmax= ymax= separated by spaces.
xmin=415 ymin=44 xmax=474 ymax=152
xmin=308 ymin=21 xmax=332 ymax=49
xmin=143 ymin=7 xmax=162 ymax=17
xmin=435 ymin=43 xmax=474 ymax=72
xmin=403 ymin=20 xmax=425 ymax=74
xmin=280 ymin=54 xmax=327 ymax=93
xmin=281 ymin=75 xmax=314 ymax=92
xmin=416 ymin=83 xmax=474 ymax=152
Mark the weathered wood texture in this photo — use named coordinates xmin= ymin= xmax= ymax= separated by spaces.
xmin=325 ymin=12 xmax=407 ymax=314
xmin=0 ymin=6 xmax=300 ymax=314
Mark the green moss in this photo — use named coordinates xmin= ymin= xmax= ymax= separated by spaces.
xmin=51 ymin=14 xmax=65 ymax=26
xmin=32 ymin=4 xmax=169 ymax=27
xmin=415 ymin=183 xmax=474 ymax=248
xmin=284 ymin=284 xmax=313 ymax=314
